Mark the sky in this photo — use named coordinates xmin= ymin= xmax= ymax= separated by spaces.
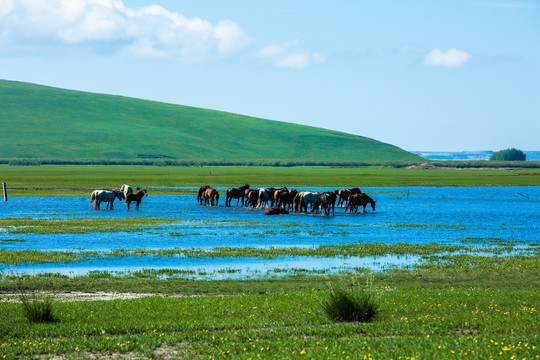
xmin=1 ymin=0 xmax=539 ymax=152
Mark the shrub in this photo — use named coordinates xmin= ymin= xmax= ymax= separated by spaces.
xmin=489 ymin=148 xmax=526 ymax=161
xmin=321 ymin=288 xmax=379 ymax=322
xmin=20 ymin=293 xmax=58 ymax=323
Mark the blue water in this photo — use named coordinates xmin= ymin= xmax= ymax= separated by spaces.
xmin=1 ymin=186 xmax=539 ymax=276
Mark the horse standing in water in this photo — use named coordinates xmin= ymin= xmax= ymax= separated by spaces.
xmin=337 ymin=187 xmax=362 ymax=207
xmin=202 ymin=187 xmax=219 ymax=206
xmin=318 ymin=190 xmax=338 ymax=216
xmin=126 ymin=189 xmax=148 ymax=210
xmin=345 ymin=193 xmax=376 ymax=213
xmin=197 ymin=185 xmax=211 ymax=205
xmin=120 ymin=184 xmax=133 ymax=199
xmin=90 ymin=189 xmax=124 ymax=210
xmin=225 ymin=184 xmax=249 ymax=206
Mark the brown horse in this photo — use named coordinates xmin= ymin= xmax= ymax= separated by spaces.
xmin=126 ymin=189 xmax=148 ymax=210
xmin=197 ymin=185 xmax=211 ymax=205
xmin=264 ymin=206 xmax=289 ymax=215
xmin=245 ymin=189 xmax=259 ymax=208
xmin=337 ymin=187 xmax=362 ymax=207
xmin=202 ymin=187 xmax=219 ymax=206
xmin=276 ymin=188 xmax=297 ymax=210
xmin=225 ymin=184 xmax=249 ymax=206
xmin=345 ymin=193 xmax=376 ymax=213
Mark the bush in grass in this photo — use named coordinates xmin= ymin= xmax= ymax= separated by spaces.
xmin=321 ymin=288 xmax=379 ymax=323
xmin=20 ymin=293 xmax=58 ymax=323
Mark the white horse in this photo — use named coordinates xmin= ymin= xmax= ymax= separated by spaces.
xmin=90 ymin=189 xmax=124 ymax=210
xmin=258 ymin=188 xmax=273 ymax=208
xmin=120 ymin=184 xmax=133 ymax=199
xmin=300 ymin=192 xmax=321 ymax=212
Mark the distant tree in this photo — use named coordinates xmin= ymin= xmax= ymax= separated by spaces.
xmin=489 ymin=148 xmax=526 ymax=161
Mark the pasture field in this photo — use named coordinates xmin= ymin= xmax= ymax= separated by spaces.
xmin=0 ymin=261 xmax=539 ymax=359
xmin=2 ymin=165 xmax=540 ymax=196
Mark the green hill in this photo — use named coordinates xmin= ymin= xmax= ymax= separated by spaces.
xmin=0 ymin=79 xmax=422 ymax=163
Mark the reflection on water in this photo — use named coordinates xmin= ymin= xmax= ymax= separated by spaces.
xmin=1 ymin=186 xmax=539 ymax=277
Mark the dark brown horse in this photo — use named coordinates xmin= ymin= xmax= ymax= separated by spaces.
xmin=197 ymin=185 xmax=211 ymax=205
xmin=126 ymin=189 xmax=148 ymax=210
xmin=264 ymin=206 xmax=289 ymax=215
xmin=337 ymin=187 xmax=362 ymax=207
xmin=318 ymin=190 xmax=338 ymax=215
xmin=202 ymin=187 xmax=219 ymax=206
xmin=225 ymin=184 xmax=249 ymax=206
xmin=276 ymin=188 xmax=297 ymax=210
xmin=345 ymin=193 xmax=376 ymax=213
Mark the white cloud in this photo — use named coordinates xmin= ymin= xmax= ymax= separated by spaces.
xmin=0 ymin=0 xmax=250 ymax=60
xmin=257 ymin=40 xmax=325 ymax=69
xmin=424 ymin=48 xmax=471 ymax=67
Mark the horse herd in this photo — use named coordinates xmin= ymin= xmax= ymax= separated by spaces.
xmin=89 ymin=184 xmax=148 ymax=210
xmin=198 ymin=185 xmax=376 ymax=216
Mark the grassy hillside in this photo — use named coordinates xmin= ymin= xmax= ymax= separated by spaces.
xmin=0 ymin=80 xmax=422 ymax=163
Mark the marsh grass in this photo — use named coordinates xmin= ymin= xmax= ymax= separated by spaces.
xmin=321 ymin=287 xmax=379 ymax=323
xmin=19 ymin=293 xmax=58 ymax=323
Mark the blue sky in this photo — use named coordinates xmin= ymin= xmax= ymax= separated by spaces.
xmin=1 ymin=0 xmax=539 ymax=151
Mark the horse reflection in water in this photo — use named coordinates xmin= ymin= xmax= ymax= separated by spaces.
xmin=90 ymin=189 xmax=124 ymax=210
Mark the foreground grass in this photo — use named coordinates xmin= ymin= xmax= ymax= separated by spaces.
xmin=0 ymin=266 xmax=538 ymax=359
xmin=2 ymin=165 xmax=540 ymax=196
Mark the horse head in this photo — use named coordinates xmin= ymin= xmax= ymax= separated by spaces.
xmin=114 ymin=190 xmax=125 ymax=200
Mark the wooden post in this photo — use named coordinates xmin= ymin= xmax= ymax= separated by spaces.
xmin=2 ymin=183 xmax=6 ymax=202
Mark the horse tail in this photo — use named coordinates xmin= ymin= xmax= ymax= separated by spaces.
xmin=90 ymin=191 xmax=96 ymax=206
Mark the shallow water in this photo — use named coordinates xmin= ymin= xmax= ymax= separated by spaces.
xmin=1 ymin=186 xmax=539 ymax=276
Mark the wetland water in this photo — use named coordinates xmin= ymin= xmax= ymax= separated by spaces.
xmin=1 ymin=187 xmax=539 ymax=278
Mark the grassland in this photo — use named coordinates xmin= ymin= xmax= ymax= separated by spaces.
xmin=0 ymin=79 xmax=422 ymax=163
xmin=0 ymin=262 xmax=538 ymax=359
xmin=2 ymin=165 xmax=540 ymax=196
xmin=1 ymin=164 xmax=539 ymax=358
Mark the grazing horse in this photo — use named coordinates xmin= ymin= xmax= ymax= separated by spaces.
xmin=90 ymin=189 xmax=124 ymax=210
xmin=225 ymin=184 xmax=249 ymax=206
xmin=202 ymin=187 xmax=219 ymax=206
xmin=197 ymin=185 xmax=211 ymax=205
xmin=318 ymin=190 xmax=338 ymax=216
xmin=277 ymin=189 xmax=297 ymax=210
xmin=337 ymin=187 xmax=362 ymax=207
xmin=126 ymin=189 xmax=148 ymax=210
xmin=120 ymin=184 xmax=133 ymax=199
xmin=264 ymin=206 xmax=289 ymax=215
xmin=345 ymin=193 xmax=376 ymax=213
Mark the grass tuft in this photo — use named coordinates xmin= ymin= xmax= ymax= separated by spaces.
xmin=20 ymin=293 xmax=58 ymax=323
xmin=321 ymin=288 xmax=379 ymax=323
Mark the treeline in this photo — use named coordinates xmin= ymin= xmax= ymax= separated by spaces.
xmin=0 ymin=158 xmax=416 ymax=167
xmin=1 ymin=158 xmax=539 ymax=168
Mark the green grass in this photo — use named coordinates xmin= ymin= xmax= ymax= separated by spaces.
xmin=0 ymin=268 xmax=538 ymax=359
xmin=0 ymin=79 xmax=421 ymax=163
xmin=2 ymin=165 xmax=540 ymax=196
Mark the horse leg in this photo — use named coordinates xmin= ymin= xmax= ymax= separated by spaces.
xmin=127 ymin=201 xmax=130 ymax=210
xmin=110 ymin=200 xmax=114 ymax=210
